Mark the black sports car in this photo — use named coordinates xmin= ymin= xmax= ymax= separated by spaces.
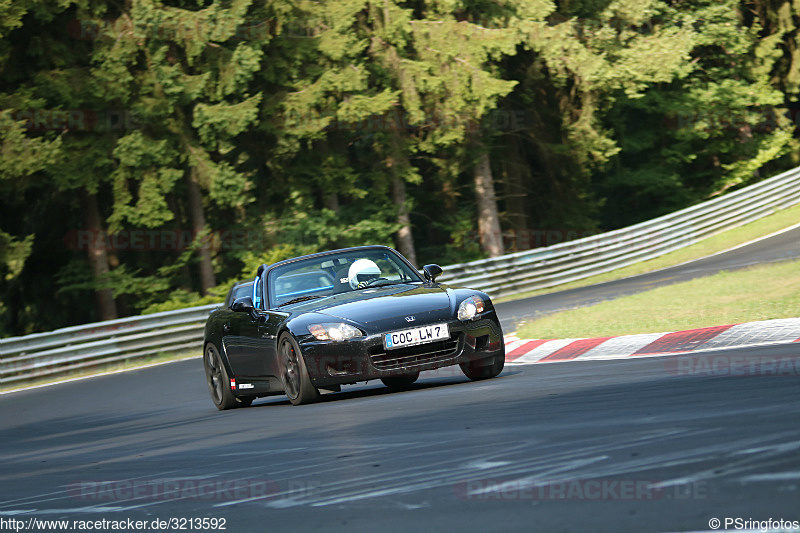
xmin=203 ymin=245 xmax=505 ymax=408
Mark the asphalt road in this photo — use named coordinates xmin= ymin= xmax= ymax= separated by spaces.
xmin=1 ymin=227 xmax=799 ymax=532
xmin=496 ymin=224 xmax=800 ymax=331
xmin=1 ymin=345 xmax=798 ymax=532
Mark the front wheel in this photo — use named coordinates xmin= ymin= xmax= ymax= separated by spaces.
xmin=278 ymin=333 xmax=320 ymax=406
xmin=204 ymin=343 xmax=238 ymax=410
xmin=460 ymin=354 xmax=504 ymax=381
xmin=380 ymin=372 xmax=420 ymax=390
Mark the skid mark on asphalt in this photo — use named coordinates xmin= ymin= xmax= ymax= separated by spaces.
xmin=4 ymin=427 xmax=799 ymax=514
xmin=260 ymin=431 xmax=800 ymax=508
xmin=222 ymin=429 xmax=740 ymax=507
xmin=0 ymin=430 xmax=673 ymax=512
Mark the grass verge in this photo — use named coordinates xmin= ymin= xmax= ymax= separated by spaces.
xmin=515 ymin=259 xmax=800 ymax=339
xmin=497 ymin=202 xmax=800 ymax=304
xmin=0 ymin=347 xmax=200 ymax=394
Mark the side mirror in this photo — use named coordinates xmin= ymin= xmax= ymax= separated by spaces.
xmin=231 ymin=296 xmax=256 ymax=319
xmin=422 ymin=264 xmax=443 ymax=283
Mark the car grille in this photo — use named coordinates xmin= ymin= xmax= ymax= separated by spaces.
xmin=370 ymin=334 xmax=461 ymax=371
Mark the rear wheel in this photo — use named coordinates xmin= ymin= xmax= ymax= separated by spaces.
xmin=460 ymin=354 xmax=504 ymax=381
xmin=278 ymin=333 xmax=320 ymax=406
xmin=204 ymin=343 xmax=238 ymax=410
xmin=380 ymin=372 xmax=420 ymax=390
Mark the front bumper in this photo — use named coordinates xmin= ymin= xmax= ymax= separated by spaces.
xmin=298 ymin=314 xmax=505 ymax=387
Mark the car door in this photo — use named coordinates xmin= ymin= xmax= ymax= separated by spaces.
xmin=220 ymin=308 xmax=253 ymax=376
xmin=227 ymin=275 xmax=282 ymax=379
xmin=258 ymin=312 xmax=285 ymax=379
xmin=230 ymin=312 xmax=273 ymax=379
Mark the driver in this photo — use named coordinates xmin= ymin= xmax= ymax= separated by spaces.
xmin=348 ymin=259 xmax=381 ymax=289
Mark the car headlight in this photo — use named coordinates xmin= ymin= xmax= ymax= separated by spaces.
xmin=458 ymin=296 xmax=485 ymax=321
xmin=307 ymin=323 xmax=363 ymax=341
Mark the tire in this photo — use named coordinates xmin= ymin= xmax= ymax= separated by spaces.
xmin=204 ymin=343 xmax=239 ymax=410
xmin=278 ymin=333 xmax=320 ymax=406
xmin=380 ymin=372 xmax=420 ymax=390
xmin=460 ymin=354 xmax=504 ymax=381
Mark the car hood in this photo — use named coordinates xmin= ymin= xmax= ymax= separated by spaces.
xmin=286 ymin=284 xmax=454 ymax=327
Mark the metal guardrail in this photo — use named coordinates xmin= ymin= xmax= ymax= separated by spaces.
xmin=442 ymin=165 xmax=800 ymax=297
xmin=2 ymin=165 xmax=800 ymax=385
xmin=0 ymin=305 xmax=217 ymax=385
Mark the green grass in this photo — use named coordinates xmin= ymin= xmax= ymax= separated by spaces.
xmin=0 ymin=347 xmax=200 ymax=394
xmin=497 ymin=202 xmax=800 ymax=304
xmin=515 ymin=259 xmax=800 ymax=339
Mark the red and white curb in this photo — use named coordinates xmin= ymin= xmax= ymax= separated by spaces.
xmin=503 ymin=318 xmax=800 ymax=364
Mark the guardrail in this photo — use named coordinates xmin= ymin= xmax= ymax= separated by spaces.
xmin=441 ymin=165 xmax=800 ymax=297
xmin=2 ymin=165 xmax=800 ymax=386
xmin=0 ymin=305 xmax=217 ymax=385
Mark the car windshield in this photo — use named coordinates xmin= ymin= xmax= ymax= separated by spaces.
xmin=267 ymin=249 xmax=422 ymax=308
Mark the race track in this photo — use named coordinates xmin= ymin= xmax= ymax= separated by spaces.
xmin=1 ymin=227 xmax=799 ymax=532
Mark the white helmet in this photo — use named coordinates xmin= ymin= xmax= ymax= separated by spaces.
xmin=348 ymin=259 xmax=381 ymax=289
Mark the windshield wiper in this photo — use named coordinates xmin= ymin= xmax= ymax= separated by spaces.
xmin=278 ymin=295 xmax=322 ymax=307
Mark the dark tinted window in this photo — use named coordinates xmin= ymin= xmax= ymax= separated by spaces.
xmin=267 ymin=248 xmax=421 ymax=308
xmin=226 ymin=281 xmax=253 ymax=307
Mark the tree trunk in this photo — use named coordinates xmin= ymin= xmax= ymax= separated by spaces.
xmin=315 ymin=138 xmax=341 ymax=214
xmin=186 ymin=167 xmax=216 ymax=294
xmin=81 ymin=189 xmax=118 ymax=321
xmin=500 ymin=136 xmax=531 ymax=251
xmin=386 ymin=131 xmax=417 ymax=265
xmin=325 ymin=192 xmax=340 ymax=212
xmin=392 ymin=175 xmax=417 ymax=266
xmin=474 ymin=149 xmax=505 ymax=257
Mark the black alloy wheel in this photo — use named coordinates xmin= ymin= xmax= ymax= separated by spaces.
xmin=278 ymin=333 xmax=320 ymax=406
xmin=204 ymin=343 xmax=239 ymax=410
xmin=460 ymin=354 xmax=505 ymax=381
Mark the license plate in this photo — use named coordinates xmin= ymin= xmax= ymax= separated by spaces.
xmin=384 ymin=323 xmax=450 ymax=350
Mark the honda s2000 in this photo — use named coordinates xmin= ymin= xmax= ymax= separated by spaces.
xmin=203 ymin=246 xmax=505 ymax=408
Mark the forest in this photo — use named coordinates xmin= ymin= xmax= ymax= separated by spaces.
xmin=1 ymin=0 xmax=799 ymax=337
